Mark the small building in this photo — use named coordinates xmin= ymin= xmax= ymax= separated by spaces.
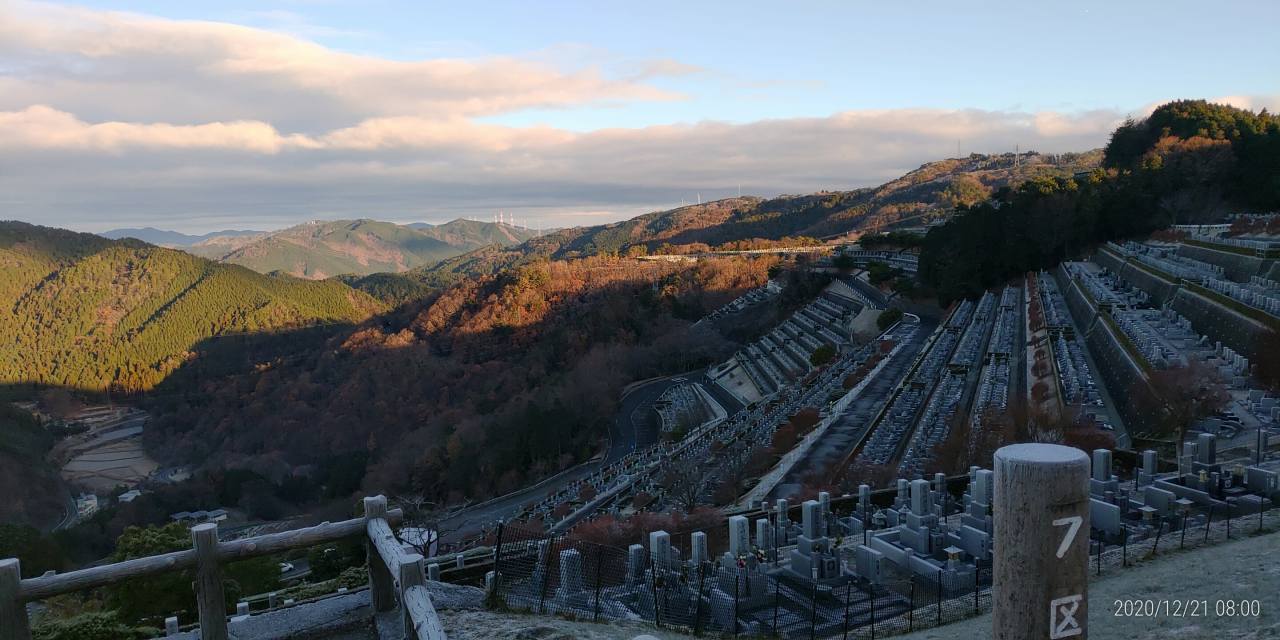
xmin=171 ymin=508 xmax=230 ymax=524
xmin=76 ymin=493 xmax=99 ymax=518
xmin=118 ymin=489 xmax=143 ymax=503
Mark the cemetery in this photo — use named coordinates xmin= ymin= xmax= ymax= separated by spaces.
xmin=485 ymin=441 xmax=1280 ymax=640
xmin=708 ymin=284 xmax=866 ymax=404
xmin=698 ymin=280 xmax=783 ymax=324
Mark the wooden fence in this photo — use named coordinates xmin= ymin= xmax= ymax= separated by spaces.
xmin=0 ymin=496 xmax=447 ymax=640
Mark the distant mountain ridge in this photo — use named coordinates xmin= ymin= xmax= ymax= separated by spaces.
xmin=214 ymin=218 xmax=539 ymax=279
xmin=0 ymin=221 xmax=383 ymax=392
xmin=100 ymin=227 xmax=262 ymax=247
xmin=410 ymin=150 xmax=1103 ymax=282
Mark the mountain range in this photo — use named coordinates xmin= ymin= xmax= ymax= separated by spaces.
xmin=0 ymin=221 xmax=383 ymax=394
xmin=99 ymin=227 xmax=263 ymax=247
xmin=104 ymin=218 xmax=542 ymax=280
xmin=406 ymin=150 xmax=1102 ymax=284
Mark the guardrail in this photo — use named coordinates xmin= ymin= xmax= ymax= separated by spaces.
xmin=0 ymin=496 xmax=446 ymax=640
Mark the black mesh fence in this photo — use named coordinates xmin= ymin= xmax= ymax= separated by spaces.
xmin=1089 ymin=497 xmax=1280 ymax=577
xmin=481 ymin=493 xmax=1277 ymax=637
xmin=488 ymin=523 xmax=996 ymax=638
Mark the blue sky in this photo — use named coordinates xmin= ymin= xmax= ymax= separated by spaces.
xmin=2 ymin=0 xmax=1277 ymax=232
xmin=67 ymin=0 xmax=1280 ymax=125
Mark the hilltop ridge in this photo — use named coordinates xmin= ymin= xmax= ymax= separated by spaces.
xmin=407 ymin=150 xmax=1101 ymax=283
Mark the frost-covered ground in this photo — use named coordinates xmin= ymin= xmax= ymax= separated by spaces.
xmin=899 ymin=530 xmax=1280 ymax=640
xmin=440 ymin=529 xmax=1278 ymax=640
xmin=438 ymin=609 xmax=694 ymax=640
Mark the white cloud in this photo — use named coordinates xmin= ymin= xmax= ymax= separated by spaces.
xmin=0 ymin=1 xmax=683 ymax=130
xmin=0 ymin=105 xmax=318 ymax=152
xmin=0 ymin=2 xmax=1268 ymax=233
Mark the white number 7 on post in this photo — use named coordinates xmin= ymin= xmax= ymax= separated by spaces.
xmin=1052 ymin=516 xmax=1082 ymax=559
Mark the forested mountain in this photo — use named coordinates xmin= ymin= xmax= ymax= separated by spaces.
xmin=407 ymin=150 xmax=1101 ymax=280
xmin=0 ymin=403 xmax=64 ymax=528
xmin=144 ymin=255 xmax=778 ymax=503
xmin=100 ymin=228 xmax=262 ymax=247
xmin=409 ymin=218 xmax=544 ymax=246
xmin=0 ymin=222 xmax=383 ymax=393
xmin=920 ymin=100 xmax=1280 ymax=302
xmin=216 ymin=219 xmax=539 ymax=279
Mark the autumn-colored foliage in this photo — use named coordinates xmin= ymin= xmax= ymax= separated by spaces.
xmin=145 ymin=257 xmax=772 ymax=505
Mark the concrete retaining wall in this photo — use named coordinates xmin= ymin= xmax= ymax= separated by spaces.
xmin=1168 ymin=288 xmax=1269 ymax=358
xmin=1097 ymin=247 xmax=1273 ymax=361
xmin=1176 ymin=243 xmax=1275 ymax=281
xmin=1055 ymin=266 xmax=1156 ymax=434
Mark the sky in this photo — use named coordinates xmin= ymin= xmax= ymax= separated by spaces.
xmin=2 ymin=1 xmax=1278 ymax=233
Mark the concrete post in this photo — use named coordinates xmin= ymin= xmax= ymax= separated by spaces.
xmin=363 ymin=496 xmax=396 ymax=612
xmin=0 ymin=558 xmax=31 ymax=640
xmin=164 ymin=616 xmax=179 ymax=636
xmin=397 ymin=554 xmax=426 ymax=639
xmin=192 ymin=523 xmax=228 ymax=640
xmin=994 ymin=444 xmax=1090 ymax=640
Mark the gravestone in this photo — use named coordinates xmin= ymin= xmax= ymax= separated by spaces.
xmin=557 ymin=549 xmax=584 ymax=597
xmin=728 ymin=516 xmax=750 ymax=557
xmin=690 ymin=531 xmax=708 ymax=566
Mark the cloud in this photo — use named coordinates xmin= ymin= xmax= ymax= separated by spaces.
xmin=0 ymin=105 xmax=318 ymax=152
xmin=0 ymin=1 xmax=685 ymax=130
xmin=0 ymin=100 xmax=1135 ymax=232
xmin=1 ymin=2 xmax=1268 ymax=233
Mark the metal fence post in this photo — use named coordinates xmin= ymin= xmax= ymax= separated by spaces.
xmin=1179 ymin=512 xmax=1187 ymax=549
xmin=732 ymin=572 xmax=740 ymax=638
xmin=841 ymin=583 xmax=852 ymax=640
xmin=1151 ymin=519 xmax=1164 ymax=558
xmin=591 ymin=548 xmax=603 ymax=623
xmin=771 ymin=577 xmax=780 ymax=636
xmin=1226 ymin=509 xmax=1232 ymax=539
xmin=935 ymin=569 xmax=942 ymax=627
xmin=192 ymin=523 xmax=228 ymax=640
xmin=1122 ymin=524 xmax=1128 ymax=564
xmin=693 ymin=562 xmax=707 ymax=636
xmin=363 ymin=496 xmax=396 ymax=613
xmin=1096 ymin=535 xmax=1102 ymax=575
xmin=1204 ymin=505 xmax=1213 ymax=545
xmin=808 ymin=580 xmax=818 ymax=640
xmin=868 ymin=583 xmax=876 ymax=640
xmin=973 ymin=561 xmax=979 ymax=615
xmin=0 ymin=558 xmax=32 ymax=640
xmin=650 ymin=553 xmax=661 ymax=629
xmin=491 ymin=519 xmax=505 ymax=604
xmin=537 ymin=537 xmax=552 ymax=615
xmin=1261 ymin=499 xmax=1267 ymax=533
xmin=907 ymin=578 xmax=915 ymax=632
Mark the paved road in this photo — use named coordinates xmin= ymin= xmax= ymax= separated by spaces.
xmin=838 ymin=274 xmax=889 ymax=309
xmin=768 ymin=319 xmax=933 ymax=499
xmin=438 ymin=372 xmax=703 ymax=542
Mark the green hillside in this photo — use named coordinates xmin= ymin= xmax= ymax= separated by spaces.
xmin=0 ymin=221 xmax=383 ymax=393
xmin=219 ymin=219 xmax=539 ymax=279
xmin=0 ymin=403 xmax=64 ymax=528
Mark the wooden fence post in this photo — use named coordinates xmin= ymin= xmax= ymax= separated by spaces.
xmin=398 ymin=553 xmax=426 ymax=638
xmin=364 ymin=496 xmax=396 ymax=612
xmin=992 ymin=444 xmax=1090 ymax=640
xmin=192 ymin=523 xmax=227 ymax=640
xmin=0 ymin=558 xmax=31 ymax=640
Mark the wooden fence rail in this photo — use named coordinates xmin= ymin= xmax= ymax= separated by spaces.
xmin=0 ymin=495 xmax=448 ymax=640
